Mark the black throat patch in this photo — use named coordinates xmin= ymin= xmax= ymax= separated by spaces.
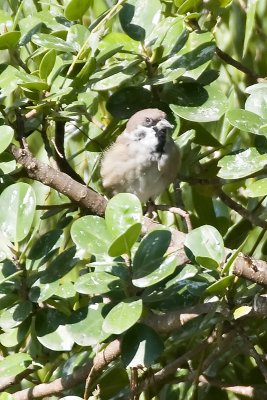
xmin=154 ymin=129 xmax=166 ymax=154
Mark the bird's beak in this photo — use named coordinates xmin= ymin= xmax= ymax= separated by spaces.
xmin=156 ymin=119 xmax=174 ymax=132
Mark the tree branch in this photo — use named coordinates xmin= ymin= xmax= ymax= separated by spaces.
xmin=9 ymin=144 xmax=107 ymax=217
xmin=12 ymin=339 xmax=121 ymax=400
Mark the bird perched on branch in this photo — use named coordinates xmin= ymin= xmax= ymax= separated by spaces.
xmin=100 ymin=108 xmax=180 ymax=202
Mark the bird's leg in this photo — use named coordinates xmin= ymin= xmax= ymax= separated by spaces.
xmin=144 ymin=199 xmax=158 ymax=219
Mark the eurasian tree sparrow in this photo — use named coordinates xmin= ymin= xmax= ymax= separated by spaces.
xmin=100 ymin=108 xmax=180 ymax=202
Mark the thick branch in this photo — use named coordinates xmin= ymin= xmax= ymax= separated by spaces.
xmin=12 ymin=339 xmax=121 ymax=400
xmin=10 ymin=144 xmax=107 ymax=216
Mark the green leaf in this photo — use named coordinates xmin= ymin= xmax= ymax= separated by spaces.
xmin=105 ymin=193 xmax=142 ymax=238
xmin=0 ymin=183 xmax=36 ymax=242
xmin=19 ymin=81 xmax=50 ymax=91
xmin=227 ymin=109 xmax=267 ymax=136
xmin=132 ymin=230 xmax=178 ymax=288
xmin=71 ymin=215 xmax=112 ymax=255
xmin=106 ymin=86 xmax=153 ymax=119
xmin=246 ymin=178 xmax=267 ymax=197
xmin=176 ymin=264 xmax=199 ymax=281
xmin=0 ymin=126 xmax=14 ymax=154
xmin=98 ymin=32 xmax=139 ymax=60
xmin=35 ymin=308 xmax=74 ymax=351
xmin=245 ymin=83 xmax=267 ymax=120
xmin=122 ymin=324 xmax=164 ymax=367
xmin=233 ymin=305 xmax=252 ymax=320
xmin=108 ymin=223 xmax=141 ymax=257
xmin=64 ymin=0 xmax=91 ymax=21
xmin=66 ymin=24 xmax=91 ymax=52
xmin=0 ymin=318 xmax=31 ymax=347
xmin=119 ymin=0 xmax=162 ymax=41
xmin=91 ymin=64 xmax=141 ymax=91
xmin=39 ymin=49 xmax=56 ymax=80
xmin=170 ymin=84 xmax=228 ymax=122
xmin=30 ymin=247 xmax=77 ymax=302
xmin=105 ymin=194 xmax=142 ymax=255
xmin=67 ymin=303 xmax=109 ymax=346
xmin=103 ymin=299 xmax=143 ymax=334
xmin=146 ymin=16 xmax=184 ymax=56
xmin=0 ymin=353 xmax=32 ymax=377
xmin=0 ymin=31 xmax=21 ymax=49
xmin=218 ymin=148 xmax=267 ymax=179
xmin=0 ymin=301 xmax=32 ymax=330
xmin=205 ymin=275 xmax=235 ymax=295
xmin=31 ymin=33 xmax=76 ymax=53
xmin=161 ymin=31 xmax=215 ymax=80
xmin=0 ymin=153 xmax=16 ymax=175
xmin=184 ymin=225 xmax=225 ymax=270
xmin=28 ymin=229 xmax=62 ymax=260
xmin=75 ymin=272 xmax=121 ymax=295
xmin=243 ymin=0 xmax=257 ymax=57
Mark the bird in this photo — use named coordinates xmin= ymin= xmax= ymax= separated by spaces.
xmin=100 ymin=108 xmax=180 ymax=203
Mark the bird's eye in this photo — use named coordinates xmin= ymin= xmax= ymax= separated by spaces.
xmin=145 ymin=117 xmax=152 ymax=125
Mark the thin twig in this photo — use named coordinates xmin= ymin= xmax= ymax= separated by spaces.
xmin=218 ymin=189 xmax=267 ymax=230
xmin=215 ymin=46 xmax=260 ymax=82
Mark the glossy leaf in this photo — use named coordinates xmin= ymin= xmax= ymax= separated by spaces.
xmin=0 ymin=353 xmax=32 ymax=377
xmin=0 ymin=301 xmax=32 ymax=330
xmin=108 ymin=223 xmax=141 ymax=257
xmin=105 ymin=194 xmax=142 ymax=237
xmin=0 ymin=126 xmax=14 ymax=154
xmin=246 ymin=178 xmax=267 ymax=197
xmin=170 ymin=84 xmax=228 ymax=122
xmin=31 ymin=33 xmax=76 ymax=53
xmin=218 ymin=148 xmax=267 ymax=179
xmin=184 ymin=225 xmax=225 ymax=270
xmin=205 ymin=275 xmax=234 ymax=295
xmin=162 ymin=31 xmax=215 ymax=80
xmin=64 ymin=0 xmax=91 ymax=21
xmin=227 ymin=109 xmax=267 ymax=136
xmin=75 ymin=271 xmax=121 ymax=295
xmin=71 ymin=215 xmax=112 ymax=255
xmin=39 ymin=49 xmax=56 ymax=80
xmin=28 ymin=229 xmax=62 ymax=260
xmin=122 ymin=324 xmax=164 ymax=367
xmin=67 ymin=303 xmax=109 ymax=346
xmin=132 ymin=230 xmax=172 ymax=284
xmin=35 ymin=308 xmax=74 ymax=351
xmin=0 ymin=153 xmax=16 ymax=175
xmin=91 ymin=64 xmax=141 ymax=91
xmin=0 ymin=183 xmax=36 ymax=242
xmin=119 ymin=0 xmax=161 ymax=41
xmin=103 ymin=299 xmax=143 ymax=334
xmin=245 ymin=84 xmax=267 ymax=120
xmin=0 ymin=31 xmax=21 ymax=49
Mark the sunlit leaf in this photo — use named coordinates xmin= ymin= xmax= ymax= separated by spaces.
xmin=184 ymin=225 xmax=225 ymax=270
xmin=0 ymin=183 xmax=36 ymax=242
xmin=218 ymin=148 xmax=267 ymax=179
xmin=0 ymin=126 xmax=14 ymax=154
xmin=246 ymin=178 xmax=267 ymax=197
xmin=64 ymin=0 xmax=91 ymax=21
xmin=103 ymin=299 xmax=143 ymax=334
xmin=0 ymin=31 xmax=21 ymax=49
xmin=0 ymin=353 xmax=32 ymax=377
xmin=170 ymin=84 xmax=228 ymax=122
xmin=227 ymin=109 xmax=267 ymax=136
xmin=119 ymin=0 xmax=161 ymax=41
